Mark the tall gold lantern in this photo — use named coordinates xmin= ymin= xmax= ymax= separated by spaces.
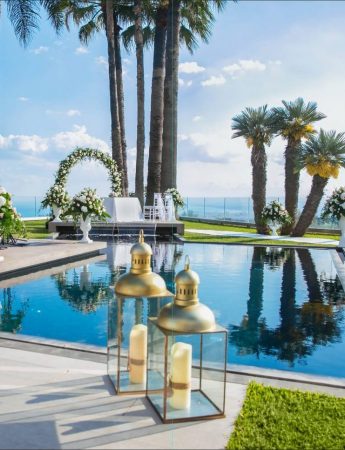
xmin=107 ymin=230 xmax=172 ymax=395
xmin=146 ymin=257 xmax=227 ymax=423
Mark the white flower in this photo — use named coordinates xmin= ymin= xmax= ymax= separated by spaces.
xmin=81 ymin=206 xmax=88 ymax=213
xmin=0 ymin=187 xmax=7 ymax=194
xmin=0 ymin=197 xmax=6 ymax=207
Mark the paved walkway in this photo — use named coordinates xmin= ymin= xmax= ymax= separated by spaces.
xmin=187 ymin=229 xmax=338 ymax=246
xmin=0 ymin=347 xmax=246 ymax=450
xmin=0 ymin=240 xmax=106 ymax=279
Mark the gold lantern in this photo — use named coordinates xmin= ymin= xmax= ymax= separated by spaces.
xmin=146 ymin=257 xmax=227 ymax=423
xmin=107 ymin=230 xmax=172 ymax=395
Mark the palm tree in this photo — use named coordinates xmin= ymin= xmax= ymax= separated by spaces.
xmin=232 ymin=105 xmax=274 ymax=234
xmin=160 ymin=0 xmax=226 ymax=195
xmin=272 ymin=98 xmax=326 ymax=234
xmin=292 ymin=130 xmax=345 ymax=237
xmin=146 ymin=1 xmax=169 ymax=206
xmin=55 ymin=0 xmax=132 ymax=195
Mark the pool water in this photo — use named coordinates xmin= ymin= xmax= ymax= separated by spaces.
xmin=1 ymin=243 xmax=345 ymax=378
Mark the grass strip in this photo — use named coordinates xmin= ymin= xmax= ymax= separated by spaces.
xmin=227 ymin=382 xmax=345 ymax=450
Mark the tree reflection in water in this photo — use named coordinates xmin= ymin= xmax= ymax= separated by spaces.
xmin=0 ymin=288 xmax=28 ymax=333
xmin=55 ymin=266 xmax=111 ymax=314
xmin=230 ymin=248 xmax=345 ymax=366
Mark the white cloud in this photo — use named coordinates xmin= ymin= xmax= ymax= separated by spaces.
xmin=179 ymin=78 xmax=193 ymax=87
xmin=66 ymin=109 xmax=81 ymax=117
xmin=18 ymin=97 xmax=29 ymax=102
xmin=223 ymin=59 xmax=266 ymax=77
xmin=0 ymin=134 xmax=48 ymax=153
xmin=32 ymin=46 xmax=49 ymax=55
xmin=51 ymin=125 xmax=109 ymax=153
xmin=201 ymin=75 xmax=226 ymax=87
xmin=95 ymin=56 xmax=107 ymax=66
xmin=75 ymin=46 xmax=88 ymax=55
xmin=179 ymin=62 xmax=205 ymax=74
xmin=193 ymin=115 xmax=202 ymax=122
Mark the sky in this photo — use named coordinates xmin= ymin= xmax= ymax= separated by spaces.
xmin=2 ymin=0 xmax=345 ymax=199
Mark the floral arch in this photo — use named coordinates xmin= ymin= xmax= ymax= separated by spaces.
xmin=54 ymin=147 xmax=122 ymax=196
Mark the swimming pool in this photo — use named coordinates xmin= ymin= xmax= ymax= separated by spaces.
xmin=1 ymin=243 xmax=344 ymax=378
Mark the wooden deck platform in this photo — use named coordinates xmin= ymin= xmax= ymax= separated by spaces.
xmin=48 ymin=220 xmax=184 ymax=238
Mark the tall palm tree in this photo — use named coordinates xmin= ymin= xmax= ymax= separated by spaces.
xmin=55 ymin=0 xmax=132 ymax=195
xmin=292 ymin=130 xmax=345 ymax=237
xmin=146 ymin=1 xmax=169 ymax=206
xmin=232 ymin=105 xmax=274 ymax=234
xmin=272 ymin=98 xmax=326 ymax=234
xmin=160 ymin=0 xmax=226 ymax=195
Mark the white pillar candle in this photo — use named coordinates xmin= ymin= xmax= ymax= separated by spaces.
xmin=169 ymin=342 xmax=192 ymax=410
xmin=129 ymin=324 xmax=147 ymax=384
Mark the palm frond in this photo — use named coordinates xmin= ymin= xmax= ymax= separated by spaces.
xmin=6 ymin=0 xmax=41 ymax=47
xmin=232 ymin=105 xmax=275 ymax=147
xmin=79 ymin=18 xmax=102 ymax=45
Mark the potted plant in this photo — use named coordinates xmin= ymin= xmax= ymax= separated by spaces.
xmin=41 ymin=184 xmax=70 ymax=222
xmin=64 ymin=188 xmax=109 ymax=243
xmin=0 ymin=187 xmax=26 ymax=245
xmin=164 ymin=188 xmax=184 ymax=219
xmin=261 ymin=200 xmax=292 ymax=236
xmin=321 ymin=187 xmax=345 ymax=246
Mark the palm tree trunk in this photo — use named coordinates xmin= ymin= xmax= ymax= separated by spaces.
xmin=160 ymin=0 xmax=181 ymax=193
xmin=146 ymin=5 xmax=168 ymax=205
xmin=291 ymin=175 xmax=328 ymax=237
xmin=104 ymin=1 xmax=123 ymax=194
xmin=114 ymin=16 xmax=128 ymax=196
xmin=251 ymin=144 xmax=269 ymax=234
xmin=134 ymin=0 xmax=145 ymax=207
xmin=281 ymin=137 xmax=300 ymax=235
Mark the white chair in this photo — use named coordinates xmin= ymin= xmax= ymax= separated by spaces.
xmin=164 ymin=193 xmax=175 ymax=221
xmin=153 ymin=193 xmax=166 ymax=221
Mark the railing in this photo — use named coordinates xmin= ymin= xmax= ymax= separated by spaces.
xmin=178 ymin=197 xmax=338 ymax=230
xmin=11 ymin=195 xmax=338 ymax=230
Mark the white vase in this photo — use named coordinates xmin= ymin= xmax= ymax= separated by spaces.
xmin=80 ymin=215 xmax=93 ymax=244
xmin=52 ymin=204 xmax=62 ymax=222
xmin=269 ymin=221 xmax=280 ymax=236
xmin=339 ymin=216 xmax=345 ymax=247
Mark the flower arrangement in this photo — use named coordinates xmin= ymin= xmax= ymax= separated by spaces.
xmin=64 ymin=188 xmax=109 ymax=221
xmin=0 ymin=187 xmax=26 ymax=243
xmin=54 ymin=148 xmax=122 ymax=197
xmin=41 ymin=184 xmax=70 ymax=209
xmin=321 ymin=187 xmax=345 ymax=221
xmin=261 ymin=200 xmax=291 ymax=225
xmin=164 ymin=188 xmax=184 ymax=208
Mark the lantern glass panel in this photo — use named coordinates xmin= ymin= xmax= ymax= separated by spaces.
xmin=147 ymin=319 xmax=227 ymax=423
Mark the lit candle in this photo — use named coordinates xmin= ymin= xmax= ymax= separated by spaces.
xmin=169 ymin=342 xmax=192 ymax=410
xmin=129 ymin=324 xmax=147 ymax=384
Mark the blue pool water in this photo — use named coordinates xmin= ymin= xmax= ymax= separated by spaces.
xmin=1 ymin=243 xmax=344 ymax=378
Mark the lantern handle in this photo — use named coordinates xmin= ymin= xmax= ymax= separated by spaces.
xmin=139 ymin=229 xmax=144 ymax=243
xmin=184 ymin=255 xmax=190 ymax=270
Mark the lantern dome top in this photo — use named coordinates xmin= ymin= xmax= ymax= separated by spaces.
xmin=130 ymin=229 xmax=152 ymax=258
xmin=157 ymin=256 xmax=216 ymax=333
xmin=114 ymin=230 xmax=171 ymax=298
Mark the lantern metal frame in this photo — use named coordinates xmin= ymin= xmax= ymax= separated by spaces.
xmin=146 ymin=318 xmax=228 ymax=424
xmin=107 ymin=292 xmax=173 ymax=396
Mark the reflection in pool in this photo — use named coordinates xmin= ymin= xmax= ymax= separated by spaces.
xmin=1 ymin=243 xmax=345 ymax=377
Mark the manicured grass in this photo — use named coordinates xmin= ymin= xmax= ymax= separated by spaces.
xmin=182 ymin=220 xmax=256 ymax=234
xmin=183 ymin=232 xmax=333 ymax=247
xmin=23 ymin=219 xmax=50 ymax=239
xmin=227 ymin=382 xmax=345 ymax=450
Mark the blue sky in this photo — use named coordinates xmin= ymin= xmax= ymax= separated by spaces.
xmin=2 ymin=0 xmax=345 ymax=198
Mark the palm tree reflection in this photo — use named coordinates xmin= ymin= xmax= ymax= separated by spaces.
xmin=230 ymin=248 xmax=344 ymax=366
xmin=0 ymin=288 xmax=28 ymax=333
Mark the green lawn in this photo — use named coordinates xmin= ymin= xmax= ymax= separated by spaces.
xmin=227 ymin=382 xmax=345 ymax=450
xmin=182 ymin=220 xmax=339 ymax=247
xmin=24 ymin=219 xmax=50 ymax=239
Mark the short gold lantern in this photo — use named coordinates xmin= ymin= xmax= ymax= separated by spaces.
xmin=107 ymin=230 xmax=172 ymax=395
xmin=146 ymin=257 xmax=227 ymax=423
